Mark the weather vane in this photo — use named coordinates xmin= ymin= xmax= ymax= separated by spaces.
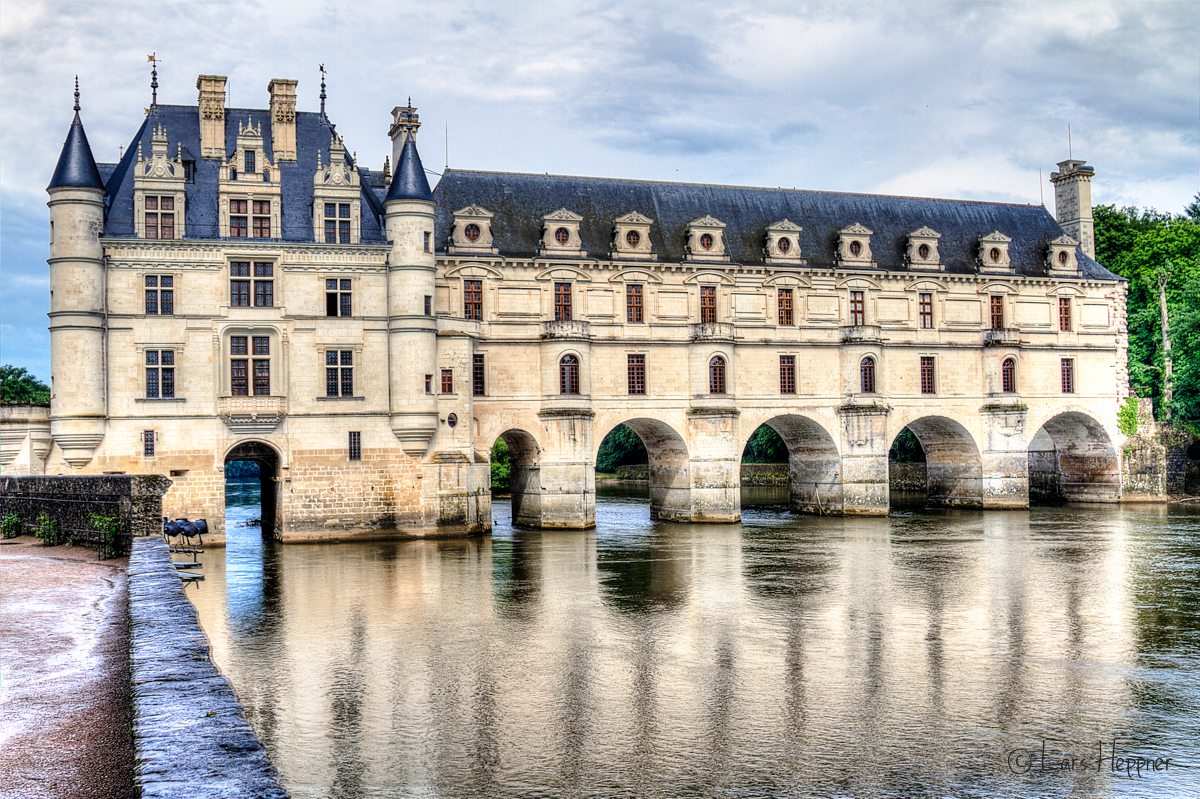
xmin=148 ymin=53 xmax=159 ymax=108
xmin=319 ymin=63 xmax=327 ymax=120
xmin=73 ymin=75 xmax=80 ymax=112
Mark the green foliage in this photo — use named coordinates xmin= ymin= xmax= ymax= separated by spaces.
xmin=889 ymin=427 xmax=926 ymax=463
xmin=224 ymin=460 xmax=261 ymax=478
xmin=34 ymin=513 xmax=63 ymax=546
xmin=1 ymin=365 xmax=50 ymax=404
xmin=596 ymin=425 xmax=648 ymax=473
xmin=1117 ymin=397 xmax=1140 ymax=438
xmin=1 ymin=512 xmax=21 ymax=539
xmin=90 ymin=513 xmax=124 ymax=559
xmin=741 ymin=425 xmax=788 ymax=463
xmin=490 ymin=437 xmax=511 ymax=490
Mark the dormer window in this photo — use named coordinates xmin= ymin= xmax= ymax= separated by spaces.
xmin=465 ymin=224 xmax=481 ymax=241
xmin=183 ymin=161 xmax=195 ymax=183
xmin=765 ymin=219 xmax=805 ymax=265
xmin=613 ymin=212 xmax=654 ymax=260
xmin=918 ymin=244 xmax=930 ymax=259
xmin=244 ymin=150 xmax=255 ymax=173
xmin=837 ymin=223 xmax=874 ymax=267
xmin=311 ymin=134 xmax=361 ymax=245
xmin=263 ymin=169 xmax=271 ymax=183
xmin=850 ymin=241 xmax=862 ymax=257
xmin=555 ymin=228 xmax=570 ymax=245
xmin=626 ymin=231 xmax=640 ymax=247
xmin=977 ymin=231 xmax=1013 ymax=273
xmin=1046 ymin=234 xmax=1080 ymax=276
xmin=540 ymin=209 xmax=585 ymax=257
xmin=144 ymin=196 xmax=175 ymax=240
xmin=230 ymin=200 xmax=248 ymax=237
xmin=686 ymin=216 xmax=728 ymax=261
xmin=906 ymin=226 xmax=943 ymax=271
xmin=779 ymin=238 xmax=791 ymax=254
xmin=252 ymin=201 xmax=271 ymax=238
xmin=989 ymin=247 xmax=1001 ymax=263
xmin=700 ymin=233 xmax=714 ymax=250
xmin=324 ymin=203 xmax=350 ymax=243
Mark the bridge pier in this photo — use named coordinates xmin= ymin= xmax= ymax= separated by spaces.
xmin=686 ymin=410 xmax=741 ymax=523
xmin=838 ymin=406 xmax=890 ymax=516
xmin=532 ymin=410 xmax=595 ymax=528
xmin=980 ymin=406 xmax=1030 ymax=508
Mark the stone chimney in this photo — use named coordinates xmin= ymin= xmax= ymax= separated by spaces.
xmin=268 ymin=78 xmax=298 ymax=161
xmin=196 ymin=74 xmax=227 ymax=159
xmin=388 ymin=102 xmax=421 ymax=174
xmin=1050 ymin=159 xmax=1095 ymax=259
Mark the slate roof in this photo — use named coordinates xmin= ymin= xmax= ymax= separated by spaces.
xmin=98 ymin=105 xmax=388 ymax=243
xmin=48 ymin=111 xmax=106 ymax=191
xmin=432 ymin=169 xmax=1121 ymax=281
xmin=385 ymin=137 xmax=434 ymax=203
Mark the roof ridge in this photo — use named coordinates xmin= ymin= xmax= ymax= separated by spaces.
xmin=441 ymin=168 xmax=1044 ymax=209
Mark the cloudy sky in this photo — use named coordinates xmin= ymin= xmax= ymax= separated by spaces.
xmin=2 ymin=0 xmax=1197 ymax=378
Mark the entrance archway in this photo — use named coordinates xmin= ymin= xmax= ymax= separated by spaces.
xmin=742 ymin=416 xmax=842 ymax=514
xmin=224 ymin=441 xmax=281 ymax=539
xmin=1028 ymin=412 xmax=1119 ymax=502
xmin=596 ymin=418 xmax=690 ymax=521
xmin=892 ymin=417 xmax=983 ymax=507
xmin=492 ymin=429 xmax=543 ymax=527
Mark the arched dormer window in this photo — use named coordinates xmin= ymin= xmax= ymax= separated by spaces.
xmin=559 ymin=354 xmax=580 ymax=395
xmin=1002 ymin=357 xmax=1016 ymax=393
xmin=860 ymin=357 xmax=876 ymax=393
xmin=709 ymin=356 xmax=727 ymax=394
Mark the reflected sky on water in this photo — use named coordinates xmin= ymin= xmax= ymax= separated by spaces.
xmin=189 ymin=480 xmax=1200 ymax=798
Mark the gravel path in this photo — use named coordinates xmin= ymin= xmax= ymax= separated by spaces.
xmin=1 ymin=537 xmax=135 ymax=799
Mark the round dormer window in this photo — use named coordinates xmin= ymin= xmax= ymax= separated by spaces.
xmin=778 ymin=237 xmax=791 ymax=254
xmin=464 ymin=223 xmax=481 ymax=242
xmin=918 ymin=243 xmax=931 ymax=260
xmin=990 ymin=247 xmax=1001 ymax=262
xmin=1058 ymin=250 xmax=1069 ymax=265
xmin=626 ymin=230 xmax=641 ymax=248
xmin=700 ymin=233 xmax=714 ymax=250
xmin=555 ymin=227 xmax=570 ymax=245
xmin=849 ymin=240 xmax=862 ymax=257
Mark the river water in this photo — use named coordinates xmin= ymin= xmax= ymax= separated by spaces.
xmin=188 ymin=481 xmax=1200 ymax=798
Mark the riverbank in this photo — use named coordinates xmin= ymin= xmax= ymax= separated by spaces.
xmin=0 ymin=537 xmax=135 ymax=799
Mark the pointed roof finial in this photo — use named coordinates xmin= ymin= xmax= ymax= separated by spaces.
xmin=73 ymin=76 xmax=80 ymax=112
xmin=149 ymin=53 xmax=158 ymax=109
xmin=319 ymin=63 xmax=327 ymax=120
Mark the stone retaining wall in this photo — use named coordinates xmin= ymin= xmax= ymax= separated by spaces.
xmin=128 ymin=537 xmax=288 ymax=798
xmin=888 ymin=462 xmax=928 ymax=491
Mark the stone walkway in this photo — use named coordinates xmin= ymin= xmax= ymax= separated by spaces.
xmin=1 ymin=537 xmax=135 ymax=799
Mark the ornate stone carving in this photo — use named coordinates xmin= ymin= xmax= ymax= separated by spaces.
xmin=906 ymin=226 xmax=944 ymax=271
xmin=837 ymin=223 xmax=874 ymax=268
xmin=539 ymin=208 xmax=586 ymax=257
xmin=612 ymin=211 xmax=655 ymax=260
xmin=977 ymin=231 xmax=1013 ymax=274
xmin=1046 ymin=234 xmax=1080 ymax=276
xmin=686 ymin=215 xmax=728 ymax=262
xmin=450 ymin=205 xmax=498 ymax=254
xmin=765 ymin=219 xmax=805 ymax=265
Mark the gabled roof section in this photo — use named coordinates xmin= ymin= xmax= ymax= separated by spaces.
xmin=48 ymin=110 xmax=105 ymax=191
xmin=385 ymin=137 xmax=433 ymax=203
xmin=432 ymin=169 xmax=1122 ymax=281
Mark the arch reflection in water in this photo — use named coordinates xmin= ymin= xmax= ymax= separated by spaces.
xmin=186 ymin=499 xmax=1200 ymax=799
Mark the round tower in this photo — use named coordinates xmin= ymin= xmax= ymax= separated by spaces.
xmin=384 ymin=103 xmax=439 ymax=456
xmin=46 ymin=80 xmax=107 ymax=469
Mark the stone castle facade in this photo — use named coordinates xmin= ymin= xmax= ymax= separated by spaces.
xmin=30 ymin=72 xmax=1128 ymax=543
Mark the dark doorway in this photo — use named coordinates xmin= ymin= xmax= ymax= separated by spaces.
xmin=224 ymin=441 xmax=280 ymax=539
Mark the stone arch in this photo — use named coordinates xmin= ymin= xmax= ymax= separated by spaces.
xmin=742 ymin=415 xmax=843 ymax=514
xmin=493 ymin=428 xmax=544 ymax=527
xmin=596 ymin=417 xmax=691 ymax=521
xmin=892 ymin=416 xmax=983 ymax=506
xmin=224 ymin=439 xmax=283 ymax=539
xmin=1027 ymin=411 xmax=1119 ymax=502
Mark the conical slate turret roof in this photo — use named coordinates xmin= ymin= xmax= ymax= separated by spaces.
xmin=48 ymin=108 xmax=105 ymax=192
xmin=385 ymin=136 xmax=433 ymax=203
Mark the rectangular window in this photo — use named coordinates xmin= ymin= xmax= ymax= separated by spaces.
xmin=143 ymin=430 xmax=155 ymax=458
xmin=339 ymin=203 xmax=350 ymax=219
xmin=253 ymin=200 xmax=270 ymax=216
xmin=780 ymin=355 xmax=796 ymax=394
xmin=231 ymin=360 xmax=248 ymax=396
xmin=1059 ymin=297 xmax=1072 ymax=331
xmin=920 ymin=356 xmax=936 ymax=394
xmin=244 ymin=150 xmax=255 ymax=174
xmin=425 ymin=374 xmax=432 ymax=394
xmin=159 ymin=276 xmax=173 ymax=315
xmin=231 ymin=336 xmax=247 ymax=355
xmin=339 ymin=220 xmax=350 ymax=243
xmin=145 ymin=276 xmax=158 ymax=314
xmin=325 ymin=219 xmax=336 ymax=244
xmin=325 ymin=350 xmax=354 ymax=397
xmin=253 ymin=358 xmax=270 ymax=396
xmin=231 ymin=263 xmax=250 ymax=306
xmin=326 ymin=279 xmax=352 ymax=317
xmin=253 ymin=336 xmax=269 ymax=356
xmin=627 ymin=284 xmax=643 ymax=323
xmin=146 ymin=212 xmax=158 ymax=240
xmin=700 ymin=285 xmax=716 ymax=324
xmin=424 ymin=296 xmax=432 ymax=316
xmin=322 ymin=203 xmax=351 ymax=243
xmin=849 ymin=291 xmax=865 ymax=326
xmin=254 ymin=263 xmax=274 ymax=307
xmin=253 ymin=215 xmax=270 ymax=238
xmin=145 ymin=350 xmax=175 ymax=398
xmin=441 ymin=369 xmax=453 ymax=394
xmin=991 ymin=295 xmax=1004 ymax=330
xmin=464 ymin=280 xmax=483 ymax=320
xmin=554 ymin=283 xmax=572 ymax=321
xmin=349 ymin=431 xmax=361 ymax=461
xmin=1061 ymin=359 xmax=1075 ymax=393
xmin=160 ymin=197 xmax=175 ymax=239
xmin=778 ymin=289 xmax=793 ymax=326
xmin=230 ymin=200 xmax=248 ymax=238
xmin=472 ymin=354 xmax=485 ymax=397
xmin=627 ymin=354 xmax=646 ymax=395
xmin=424 ymin=232 xmax=431 ymax=253
xmin=918 ymin=292 xmax=933 ymax=329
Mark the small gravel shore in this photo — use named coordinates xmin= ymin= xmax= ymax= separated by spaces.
xmin=1 ymin=537 xmax=135 ymax=799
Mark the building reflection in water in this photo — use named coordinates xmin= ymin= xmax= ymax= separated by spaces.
xmin=186 ymin=493 xmax=1200 ymax=798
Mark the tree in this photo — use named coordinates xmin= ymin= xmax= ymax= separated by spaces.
xmin=596 ymin=424 xmax=648 ymax=473
xmin=491 ymin=437 xmax=511 ymax=490
xmin=0 ymin=366 xmax=50 ymax=404
xmin=741 ymin=424 xmax=788 ymax=463
xmin=889 ymin=427 xmax=926 ymax=462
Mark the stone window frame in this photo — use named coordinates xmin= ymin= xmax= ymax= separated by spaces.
xmin=220 ymin=326 xmax=284 ymax=399
xmin=977 ymin=231 xmax=1013 ymax=273
xmin=540 ymin=208 xmax=586 ymax=257
xmin=464 ymin=278 xmax=484 ymax=321
xmin=226 ymin=256 xmax=282 ymax=309
xmin=472 ymin=353 xmax=486 ymax=397
xmin=324 ymin=276 xmax=354 ymax=318
xmin=906 ymin=226 xmax=944 ymax=271
xmin=778 ymin=288 xmax=794 ymax=326
xmin=1001 ymin=357 xmax=1017 ymax=394
xmin=319 ymin=344 xmax=364 ymax=400
xmin=920 ymin=355 xmax=937 ymax=395
xmin=1060 ymin=358 xmax=1076 ymax=394
xmin=1059 ymin=296 xmax=1073 ymax=332
xmin=918 ymin=292 xmax=934 ymax=329
xmin=779 ymin=354 xmax=797 ymax=395
xmin=708 ymin=354 xmax=728 ymax=395
xmin=685 ymin=215 xmax=729 ymax=262
xmin=612 ymin=212 xmax=656 ymax=260
xmin=837 ymin=223 xmax=875 ymax=268
xmin=765 ymin=219 xmax=805 ymax=265
xmin=860 ymin=356 xmax=877 ymax=394
xmin=143 ymin=273 xmax=177 ymax=316
xmin=559 ymin=354 xmax=581 ymax=395
xmin=450 ymin=205 xmax=499 ymax=254
xmin=627 ymin=353 xmax=647 ymax=395
xmin=626 ymin=283 xmax=644 ymax=324
xmin=139 ymin=345 xmax=179 ymax=401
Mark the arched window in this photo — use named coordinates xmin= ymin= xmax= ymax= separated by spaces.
xmin=709 ymin=356 xmax=726 ymax=394
xmin=1002 ymin=357 xmax=1016 ymax=393
xmin=860 ymin=356 xmax=876 ymax=394
xmin=559 ymin=354 xmax=579 ymax=395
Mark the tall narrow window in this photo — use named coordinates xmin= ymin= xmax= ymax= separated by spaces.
xmin=254 ymin=263 xmax=274 ymax=307
xmin=338 ymin=203 xmax=350 ymax=244
xmin=145 ymin=275 xmax=174 ymax=315
xmin=441 ymin=369 xmax=454 ymax=394
xmin=145 ymin=196 xmax=158 ymax=239
xmin=464 ymin=280 xmax=483 ymax=320
xmin=627 ymin=284 xmax=643 ymax=323
xmin=244 ymin=150 xmax=255 ymax=174
xmin=990 ymin=295 xmax=1004 ymax=330
xmin=778 ymin=289 xmax=793 ymax=326
xmin=1061 ymin=359 xmax=1075 ymax=393
xmin=348 ymin=431 xmax=362 ymax=461
xmin=627 ymin=354 xmax=646 ymax=395
xmin=779 ymin=355 xmax=796 ymax=394
xmin=559 ymin=355 xmax=580 ymax=395
xmin=700 ymin=285 xmax=716 ymax=324
xmin=230 ymin=200 xmax=248 ymax=237
xmin=1002 ymin=357 xmax=1016 ymax=393
xmin=159 ymin=197 xmax=175 ymax=240
xmin=424 ymin=296 xmax=432 ymax=316
xmin=326 ymin=351 xmax=354 ymax=397
xmin=230 ymin=336 xmax=248 ymax=396
xmin=920 ymin=356 xmax=936 ymax=394
xmin=253 ymin=337 xmax=270 ymax=396
xmin=252 ymin=200 xmax=271 ymax=238
xmin=1059 ymin=297 xmax=1072 ymax=331
xmin=145 ymin=350 xmax=175 ymax=398
xmin=554 ymin=283 xmax=572 ymax=321
xmin=708 ymin=356 xmax=726 ymax=394
xmin=425 ymin=375 xmax=432 ymax=394
xmin=860 ymin=357 xmax=876 ymax=393
xmin=918 ymin=292 xmax=933 ymax=329
xmin=849 ymin=291 xmax=865 ymax=326
xmin=326 ymin=279 xmax=352 ymax=317
xmin=230 ymin=262 xmax=250 ymax=306
xmin=473 ymin=354 xmax=486 ymax=396
xmin=424 ymin=231 xmax=431 ymax=253
xmin=143 ymin=430 xmax=155 ymax=458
